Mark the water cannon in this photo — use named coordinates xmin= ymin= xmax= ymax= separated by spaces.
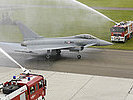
xmin=0 ymin=48 xmax=31 ymax=75
xmin=115 ymin=21 xmax=125 ymax=26
xmin=120 ymin=21 xmax=125 ymax=25
xmin=22 ymin=67 xmax=31 ymax=74
xmin=115 ymin=22 xmax=121 ymax=26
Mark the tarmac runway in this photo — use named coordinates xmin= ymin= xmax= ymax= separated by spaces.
xmin=0 ymin=42 xmax=133 ymax=79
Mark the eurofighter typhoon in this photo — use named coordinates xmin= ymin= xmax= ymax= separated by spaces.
xmin=14 ymin=21 xmax=113 ymax=59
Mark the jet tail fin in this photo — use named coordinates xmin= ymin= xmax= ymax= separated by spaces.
xmin=15 ymin=21 xmax=43 ymax=41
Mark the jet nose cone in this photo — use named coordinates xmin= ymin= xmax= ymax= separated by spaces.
xmin=98 ymin=39 xmax=113 ymax=46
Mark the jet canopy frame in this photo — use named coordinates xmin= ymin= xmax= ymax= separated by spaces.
xmin=75 ymin=34 xmax=96 ymax=39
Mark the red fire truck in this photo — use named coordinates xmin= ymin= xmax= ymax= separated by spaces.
xmin=0 ymin=73 xmax=47 ymax=100
xmin=110 ymin=21 xmax=133 ymax=42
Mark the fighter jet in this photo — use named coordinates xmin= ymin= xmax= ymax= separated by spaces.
xmin=14 ymin=21 xmax=112 ymax=59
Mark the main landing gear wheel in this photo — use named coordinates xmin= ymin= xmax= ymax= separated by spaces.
xmin=42 ymin=97 xmax=45 ymax=100
xmin=77 ymin=55 xmax=81 ymax=59
xmin=45 ymin=55 xmax=51 ymax=59
xmin=56 ymin=50 xmax=61 ymax=56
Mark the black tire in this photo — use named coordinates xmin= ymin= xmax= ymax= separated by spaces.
xmin=77 ymin=55 xmax=81 ymax=59
xmin=126 ymin=36 xmax=128 ymax=40
xmin=130 ymin=33 xmax=132 ymax=39
xmin=56 ymin=50 xmax=61 ymax=56
xmin=42 ymin=97 xmax=45 ymax=100
xmin=45 ymin=55 xmax=51 ymax=59
xmin=123 ymin=36 xmax=127 ymax=43
xmin=111 ymin=41 xmax=115 ymax=43
xmin=56 ymin=52 xmax=61 ymax=56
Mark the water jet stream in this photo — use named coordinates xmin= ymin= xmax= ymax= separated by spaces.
xmin=74 ymin=0 xmax=117 ymax=24
xmin=0 ymin=48 xmax=26 ymax=72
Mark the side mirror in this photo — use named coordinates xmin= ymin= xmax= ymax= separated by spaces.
xmin=44 ymin=80 xmax=47 ymax=86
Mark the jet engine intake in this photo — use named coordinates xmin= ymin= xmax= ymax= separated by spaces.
xmin=21 ymin=42 xmax=27 ymax=47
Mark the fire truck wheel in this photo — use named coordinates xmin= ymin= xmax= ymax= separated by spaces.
xmin=42 ymin=97 xmax=45 ymax=100
xmin=130 ymin=34 xmax=132 ymax=39
xmin=111 ymin=41 xmax=115 ymax=43
xmin=125 ymin=36 xmax=127 ymax=41
xmin=123 ymin=36 xmax=127 ymax=43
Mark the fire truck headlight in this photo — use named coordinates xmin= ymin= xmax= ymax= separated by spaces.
xmin=45 ymin=80 xmax=47 ymax=86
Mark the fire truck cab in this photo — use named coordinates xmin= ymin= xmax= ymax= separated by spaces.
xmin=0 ymin=73 xmax=47 ymax=100
xmin=110 ymin=21 xmax=133 ymax=42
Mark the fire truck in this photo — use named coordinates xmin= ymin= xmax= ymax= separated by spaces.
xmin=0 ymin=48 xmax=47 ymax=100
xmin=110 ymin=21 xmax=133 ymax=42
xmin=0 ymin=73 xmax=47 ymax=100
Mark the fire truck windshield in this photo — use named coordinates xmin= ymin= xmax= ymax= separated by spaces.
xmin=110 ymin=27 xmax=125 ymax=33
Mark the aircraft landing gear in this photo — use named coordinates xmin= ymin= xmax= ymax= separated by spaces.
xmin=45 ymin=50 xmax=51 ymax=59
xmin=45 ymin=50 xmax=61 ymax=59
xmin=56 ymin=50 xmax=61 ymax=56
xmin=77 ymin=55 xmax=81 ymax=59
xmin=45 ymin=54 xmax=51 ymax=59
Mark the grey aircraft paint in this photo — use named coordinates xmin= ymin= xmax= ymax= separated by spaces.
xmin=14 ymin=21 xmax=112 ymax=59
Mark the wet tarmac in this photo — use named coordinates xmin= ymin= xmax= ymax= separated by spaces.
xmin=0 ymin=42 xmax=133 ymax=79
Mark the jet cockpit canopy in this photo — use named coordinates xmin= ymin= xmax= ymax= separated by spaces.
xmin=75 ymin=34 xmax=96 ymax=39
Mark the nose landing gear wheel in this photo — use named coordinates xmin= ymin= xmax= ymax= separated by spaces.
xmin=77 ymin=55 xmax=81 ymax=59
